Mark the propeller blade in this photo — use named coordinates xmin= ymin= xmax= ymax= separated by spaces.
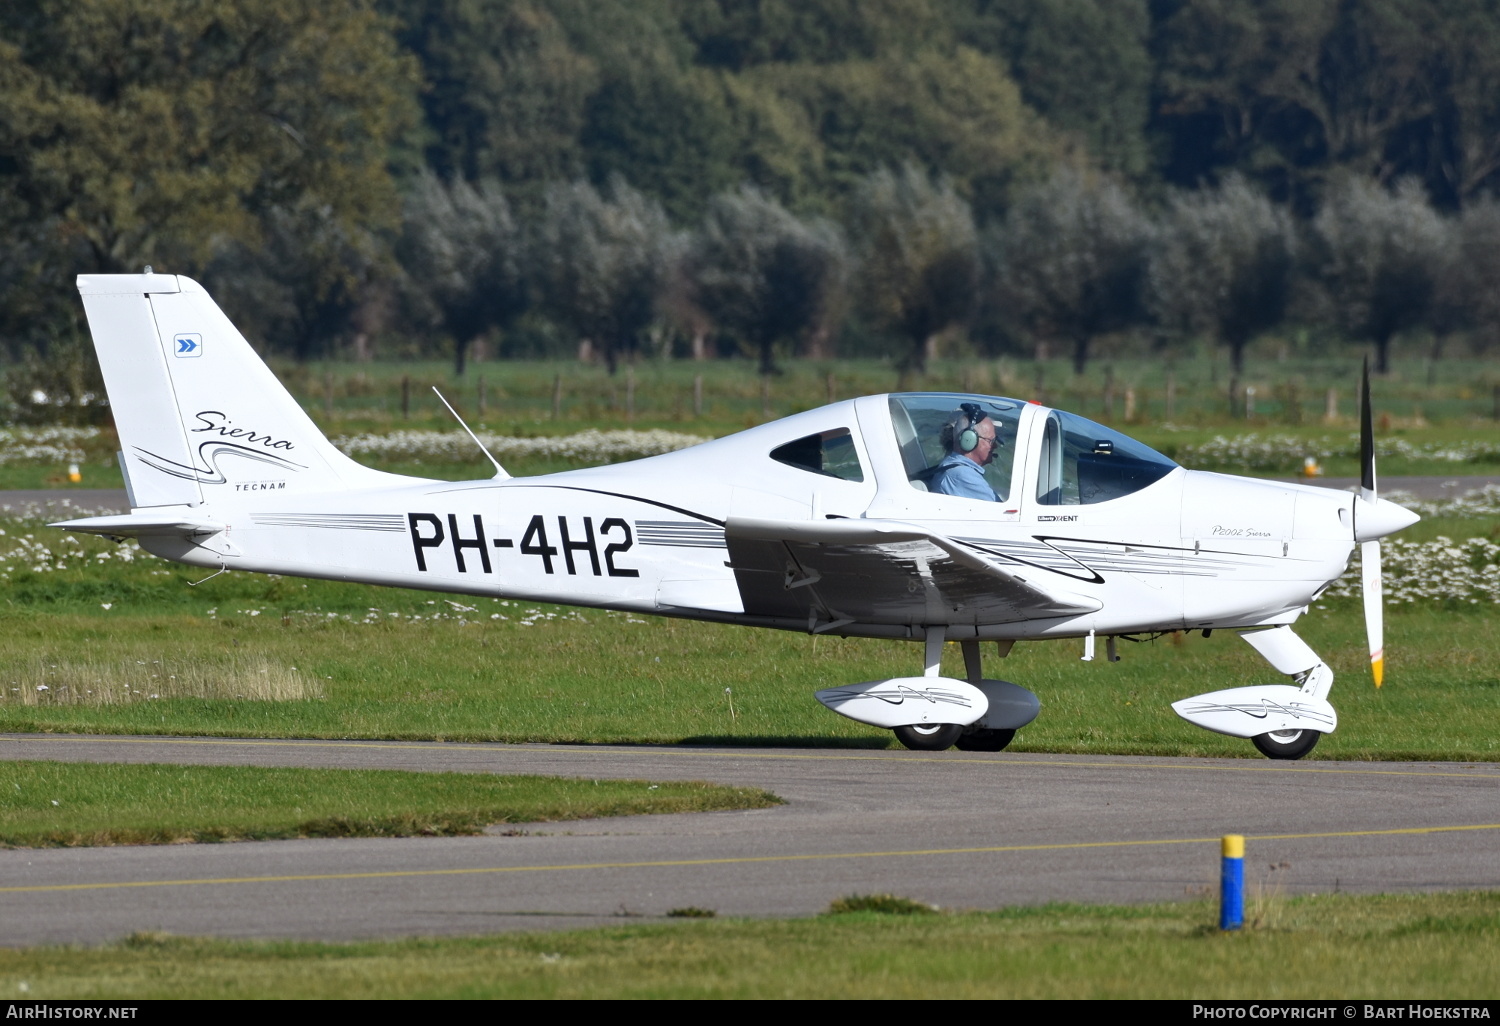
xmin=1359 ymin=360 xmax=1383 ymax=687
xmin=1361 ymin=540 xmax=1384 ymax=688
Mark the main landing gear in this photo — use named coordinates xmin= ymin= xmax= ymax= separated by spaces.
xmin=893 ymin=723 xmax=964 ymax=751
xmin=811 ymin=629 xmax=1040 ymax=752
xmin=891 ymin=632 xmax=1035 ymax=753
xmin=954 ymin=728 xmax=1017 ymax=753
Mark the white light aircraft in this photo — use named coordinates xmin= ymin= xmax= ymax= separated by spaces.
xmin=57 ymin=273 xmax=1419 ymax=758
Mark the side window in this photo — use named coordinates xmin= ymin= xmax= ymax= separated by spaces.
xmin=1035 ymin=411 xmax=1177 ymax=505
xmin=889 ymin=395 xmax=1019 ymax=501
xmin=770 ymin=428 xmax=864 ymax=482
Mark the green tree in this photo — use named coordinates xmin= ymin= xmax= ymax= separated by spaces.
xmin=992 ymin=167 xmax=1150 ymax=375
xmin=1408 ymin=0 xmax=1500 ymax=207
xmin=757 ymin=47 xmax=1061 ymax=221
xmin=1446 ymin=198 xmax=1500 ymax=352
xmin=0 ymin=0 xmax=418 ymax=357
xmin=580 ymin=64 xmax=740 ymax=223
xmin=1150 ymin=0 xmax=1500 ymax=210
xmin=398 ymin=171 xmax=527 ymax=376
xmin=1147 ymin=175 xmax=1296 ymax=373
xmin=1151 ymin=0 xmax=1339 ymax=205
xmin=848 ymin=165 xmax=979 ymax=375
xmin=0 ymin=0 xmax=417 ymax=273
xmin=384 ymin=0 xmax=596 ymax=189
xmin=684 ymin=185 xmax=847 ymax=374
xmin=712 ymin=71 xmax=827 ymax=213
xmin=207 ymin=204 xmax=388 ymax=362
xmin=1306 ymin=177 xmax=1449 ymax=375
xmin=534 ymin=178 xmax=675 ymax=373
xmin=963 ymin=0 xmax=1153 ymax=179
xmin=675 ymin=0 xmax=955 ymax=69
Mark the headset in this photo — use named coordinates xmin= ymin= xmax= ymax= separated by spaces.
xmin=949 ymin=402 xmax=988 ymax=454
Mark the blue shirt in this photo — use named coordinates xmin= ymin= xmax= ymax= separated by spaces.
xmin=928 ymin=452 xmax=997 ymax=501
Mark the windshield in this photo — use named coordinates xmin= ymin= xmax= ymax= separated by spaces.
xmin=1035 ymin=409 xmax=1177 ymax=505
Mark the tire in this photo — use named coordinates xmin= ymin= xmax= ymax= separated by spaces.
xmin=1252 ymin=729 xmax=1320 ymax=760
xmin=893 ymin=722 xmax=964 ymax=751
xmin=954 ymin=728 xmax=1016 ymax=753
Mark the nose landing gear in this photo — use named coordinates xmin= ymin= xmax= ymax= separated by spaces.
xmin=1251 ymin=728 xmax=1320 ymax=760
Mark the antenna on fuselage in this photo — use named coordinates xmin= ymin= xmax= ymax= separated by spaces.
xmin=432 ymin=386 xmax=510 ymax=480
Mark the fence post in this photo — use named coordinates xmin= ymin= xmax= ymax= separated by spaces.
xmin=401 ymin=375 xmax=410 ymax=419
xmin=693 ymin=374 xmax=703 ymax=418
xmin=1165 ymin=372 xmax=1176 ymax=421
xmin=1284 ymin=380 xmax=1301 ymax=425
xmin=552 ymin=373 xmax=562 ymax=420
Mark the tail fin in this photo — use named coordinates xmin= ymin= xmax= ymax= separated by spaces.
xmin=77 ymin=273 xmax=394 ymax=508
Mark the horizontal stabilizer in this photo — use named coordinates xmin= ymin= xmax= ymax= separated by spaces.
xmin=50 ymin=513 xmax=225 ymax=539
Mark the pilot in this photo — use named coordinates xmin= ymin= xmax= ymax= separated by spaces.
xmin=928 ymin=403 xmax=1000 ymax=500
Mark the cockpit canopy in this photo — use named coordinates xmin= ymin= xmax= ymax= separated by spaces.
xmin=890 ymin=394 xmax=1020 ymax=500
xmin=888 ymin=393 xmax=1177 ymax=506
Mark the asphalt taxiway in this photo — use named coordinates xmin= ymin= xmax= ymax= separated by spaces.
xmin=1 ymin=735 xmax=1496 ymax=946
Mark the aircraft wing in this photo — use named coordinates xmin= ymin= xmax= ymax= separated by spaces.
xmin=724 ymin=516 xmax=1101 ymax=627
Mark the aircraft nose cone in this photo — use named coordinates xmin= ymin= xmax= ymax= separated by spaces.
xmin=1353 ymin=495 xmax=1420 ymax=541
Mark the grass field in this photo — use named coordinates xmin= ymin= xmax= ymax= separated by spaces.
xmin=1 ymin=891 xmax=1495 ymax=998
xmin=0 ymin=761 xmax=778 ymax=847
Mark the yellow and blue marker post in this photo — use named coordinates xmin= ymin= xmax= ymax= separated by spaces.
xmin=1220 ymin=834 xmax=1245 ymax=930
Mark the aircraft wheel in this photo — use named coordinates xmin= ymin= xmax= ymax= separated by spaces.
xmin=954 ymin=728 xmax=1016 ymax=753
xmin=1251 ymin=729 xmax=1320 ymax=760
xmin=893 ymin=723 xmax=963 ymax=751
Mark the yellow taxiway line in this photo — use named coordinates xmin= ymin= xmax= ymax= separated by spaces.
xmin=3 ymin=823 xmax=1497 ymax=896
